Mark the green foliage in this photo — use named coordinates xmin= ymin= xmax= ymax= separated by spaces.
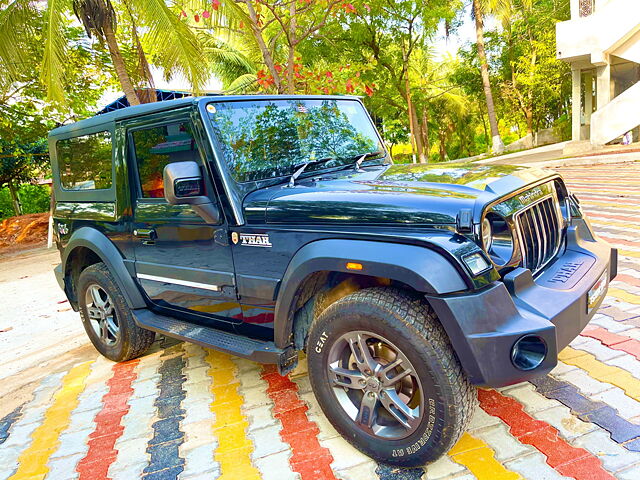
xmin=0 ymin=184 xmax=51 ymax=219
xmin=0 ymin=0 xmax=575 ymax=185
xmin=452 ymin=0 xmax=571 ymax=149
xmin=0 ymin=138 xmax=49 ymax=189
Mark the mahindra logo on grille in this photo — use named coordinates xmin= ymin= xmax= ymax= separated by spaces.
xmin=518 ymin=187 xmax=544 ymax=205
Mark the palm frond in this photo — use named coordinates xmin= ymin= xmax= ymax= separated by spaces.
xmin=41 ymin=0 xmax=71 ymax=102
xmin=225 ymin=73 xmax=258 ymax=93
xmin=198 ymin=32 xmax=256 ymax=86
xmin=129 ymin=0 xmax=209 ymax=92
xmin=0 ymin=1 xmax=36 ymax=83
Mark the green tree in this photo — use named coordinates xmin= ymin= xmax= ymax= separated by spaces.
xmin=0 ymin=0 xmax=208 ymax=106
xmin=0 ymin=5 xmax=110 ymax=215
xmin=471 ymin=0 xmax=531 ymax=154
xmin=498 ymin=0 xmax=570 ymax=137
xmin=0 ymin=138 xmax=49 ymax=216
xmin=312 ymin=0 xmax=460 ymax=163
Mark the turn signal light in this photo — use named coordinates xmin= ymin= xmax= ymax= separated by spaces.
xmin=346 ymin=262 xmax=363 ymax=271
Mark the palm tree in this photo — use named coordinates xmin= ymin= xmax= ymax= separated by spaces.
xmin=73 ymin=0 xmax=140 ymax=105
xmin=473 ymin=0 xmax=504 ymax=154
xmin=1 ymin=0 xmax=210 ymax=105
xmin=472 ymin=0 xmax=532 ymax=154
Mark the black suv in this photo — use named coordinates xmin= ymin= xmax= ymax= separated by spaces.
xmin=49 ymin=95 xmax=616 ymax=466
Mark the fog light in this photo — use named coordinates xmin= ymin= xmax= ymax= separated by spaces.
xmin=511 ymin=335 xmax=547 ymax=371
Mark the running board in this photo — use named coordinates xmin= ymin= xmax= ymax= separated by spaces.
xmin=133 ymin=309 xmax=298 ymax=373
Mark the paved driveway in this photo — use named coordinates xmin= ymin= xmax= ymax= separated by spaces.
xmin=1 ymin=162 xmax=639 ymax=480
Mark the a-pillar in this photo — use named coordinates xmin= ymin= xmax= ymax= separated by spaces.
xmin=572 ymin=67 xmax=582 ymax=141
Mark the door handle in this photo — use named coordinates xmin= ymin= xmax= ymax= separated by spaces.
xmin=134 ymin=228 xmax=157 ymax=240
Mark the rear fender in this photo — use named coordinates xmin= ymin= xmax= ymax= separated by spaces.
xmin=62 ymin=227 xmax=146 ymax=309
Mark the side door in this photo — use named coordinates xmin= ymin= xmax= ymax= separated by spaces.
xmin=126 ymin=111 xmax=242 ymax=327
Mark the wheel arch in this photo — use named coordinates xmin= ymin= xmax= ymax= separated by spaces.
xmin=274 ymin=239 xmax=468 ymax=348
xmin=62 ymin=227 xmax=146 ymax=310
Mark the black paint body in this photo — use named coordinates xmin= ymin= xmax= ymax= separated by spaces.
xmin=49 ymin=96 xmax=616 ymax=386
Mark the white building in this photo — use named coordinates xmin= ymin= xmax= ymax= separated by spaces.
xmin=556 ymin=0 xmax=640 ymax=146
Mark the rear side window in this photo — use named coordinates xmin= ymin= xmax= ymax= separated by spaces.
xmin=57 ymin=131 xmax=113 ymax=190
xmin=131 ymin=122 xmax=200 ymax=198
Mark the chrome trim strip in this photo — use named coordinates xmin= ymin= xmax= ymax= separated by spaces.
xmin=136 ymin=273 xmax=220 ymax=292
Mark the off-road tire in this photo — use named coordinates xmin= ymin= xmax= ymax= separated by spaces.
xmin=77 ymin=263 xmax=155 ymax=362
xmin=306 ymin=287 xmax=476 ymax=466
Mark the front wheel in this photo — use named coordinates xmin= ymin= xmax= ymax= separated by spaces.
xmin=306 ymin=287 xmax=476 ymax=466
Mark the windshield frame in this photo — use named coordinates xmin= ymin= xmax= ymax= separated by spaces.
xmin=205 ymin=96 xmax=389 ymax=185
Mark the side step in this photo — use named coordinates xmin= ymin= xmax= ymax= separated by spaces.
xmin=133 ymin=309 xmax=298 ymax=373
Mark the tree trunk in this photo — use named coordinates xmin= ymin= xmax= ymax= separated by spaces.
xmin=103 ymin=22 xmax=140 ymax=106
xmin=421 ymin=106 xmax=430 ymax=162
xmin=8 ymin=181 xmax=22 ymax=216
xmin=244 ymin=0 xmax=284 ymax=93
xmin=286 ymin=2 xmax=297 ymax=94
xmin=403 ymin=62 xmax=426 ymax=163
xmin=123 ymin=0 xmax=156 ymax=103
xmin=525 ymin=108 xmax=534 ymax=138
xmin=473 ymin=1 xmax=503 ymax=154
xmin=410 ymin=105 xmax=427 ymax=163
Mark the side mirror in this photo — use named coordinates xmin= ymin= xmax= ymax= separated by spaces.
xmin=163 ymin=161 xmax=220 ymax=224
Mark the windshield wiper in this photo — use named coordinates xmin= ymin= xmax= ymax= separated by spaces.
xmin=353 ymin=150 xmax=385 ymax=172
xmin=288 ymin=157 xmax=334 ymax=187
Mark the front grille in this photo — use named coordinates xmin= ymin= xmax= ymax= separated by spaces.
xmin=515 ymin=195 xmax=562 ymax=274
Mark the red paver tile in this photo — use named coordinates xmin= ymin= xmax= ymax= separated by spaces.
xmin=76 ymin=360 xmax=139 ymax=480
xmin=261 ymin=365 xmax=337 ymax=480
xmin=478 ymin=389 xmax=615 ymax=479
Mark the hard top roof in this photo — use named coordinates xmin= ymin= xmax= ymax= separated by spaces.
xmin=48 ymin=94 xmax=361 ymax=139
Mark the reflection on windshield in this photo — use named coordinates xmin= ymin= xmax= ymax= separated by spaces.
xmin=208 ymin=99 xmax=383 ymax=183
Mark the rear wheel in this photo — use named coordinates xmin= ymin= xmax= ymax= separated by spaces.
xmin=306 ymin=287 xmax=476 ymax=466
xmin=77 ymin=263 xmax=155 ymax=362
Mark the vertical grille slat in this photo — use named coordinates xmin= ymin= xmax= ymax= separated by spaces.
xmin=515 ymin=195 xmax=562 ymax=274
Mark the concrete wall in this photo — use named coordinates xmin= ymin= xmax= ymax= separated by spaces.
xmin=591 ymin=80 xmax=640 ymax=144
xmin=558 ymin=0 xmax=640 ymax=62
xmin=504 ymin=128 xmax=563 ymax=152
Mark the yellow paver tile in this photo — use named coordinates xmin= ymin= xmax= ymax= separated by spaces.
xmin=206 ymin=350 xmax=261 ymax=480
xmin=560 ymin=347 xmax=640 ymax=401
xmin=9 ymin=361 xmax=93 ymax=480
xmin=449 ymin=433 xmax=522 ymax=479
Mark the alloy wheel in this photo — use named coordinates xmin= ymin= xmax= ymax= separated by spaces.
xmin=85 ymin=284 xmax=119 ymax=346
xmin=326 ymin=330 xmax=424 ymax=439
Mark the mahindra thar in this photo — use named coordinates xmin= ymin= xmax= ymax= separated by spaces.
xmin=49 ymin=95 xmax=616 ymax=466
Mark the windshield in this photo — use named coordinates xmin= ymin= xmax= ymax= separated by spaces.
xmin=207 ymin=98 xmax=385 ymax=183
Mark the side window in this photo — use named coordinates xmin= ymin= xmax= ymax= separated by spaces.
xmin=131 ymin=122 xmax=201 ymax=198
xmin=58 ymin=131 xmax=112 ymax=190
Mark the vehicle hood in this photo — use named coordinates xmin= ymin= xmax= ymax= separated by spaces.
xmin=244 ymin=162 xmax=556 ymax=225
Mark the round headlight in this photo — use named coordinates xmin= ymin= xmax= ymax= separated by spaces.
xmin=482 ymin=213 xmax=515 ymax=267
xmin=482 ymin=217 xmax=493 ymax=251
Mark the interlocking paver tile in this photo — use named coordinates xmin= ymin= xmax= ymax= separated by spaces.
xmin=4 ymin=162 xmax=640 ymax=480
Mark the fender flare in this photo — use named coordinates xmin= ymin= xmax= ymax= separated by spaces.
xmin=62 ymin=227 xmax=146 ymax=309
xmin=273 ymin=239 xmax=468 ymax=348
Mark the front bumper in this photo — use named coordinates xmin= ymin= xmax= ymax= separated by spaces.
xmin=427 ymin=220 xmax=617 ymax=387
